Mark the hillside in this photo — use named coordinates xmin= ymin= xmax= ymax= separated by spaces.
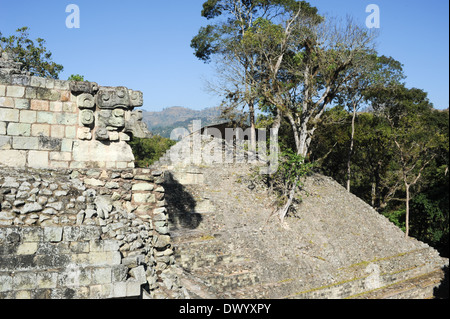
xmin=143 ymin=106 xmax=222 ymax=138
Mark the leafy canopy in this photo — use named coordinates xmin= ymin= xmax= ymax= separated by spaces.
xmin=0 ymin=27 xmax=63 ymax=79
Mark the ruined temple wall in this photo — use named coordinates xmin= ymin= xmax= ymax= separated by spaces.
xmin=0 ymin=165 xmax=182 ymax=299
xmin=0 ymin=74 xmax=148 ymax=170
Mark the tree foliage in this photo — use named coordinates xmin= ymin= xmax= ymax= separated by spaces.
xmin=0 ymin=27 xmax=63 ymax=79
xmin=129 ymin=135 xmax=176 ymax=168
xmin=67 ymin=74 xmax=86 ymax=81
xmin=311 ymin=94 xmax=449 ymax=255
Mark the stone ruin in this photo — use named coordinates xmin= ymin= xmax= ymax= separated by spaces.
xmin=1 ymin=45 xmax=448 ymax=300
xmin=0 ymin=45 xmax=151 ymax=170
xmin=1 ymin=46 xmax=185 ymax=299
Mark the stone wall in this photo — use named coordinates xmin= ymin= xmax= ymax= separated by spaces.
xmin=0 ymin=48 xmax=150 ymax=170
xmin=0 ymin=164 xmax=184 ymax=299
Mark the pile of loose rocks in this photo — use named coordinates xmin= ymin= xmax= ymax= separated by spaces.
xmin=0 ymin=164 xmax=187 ymax=299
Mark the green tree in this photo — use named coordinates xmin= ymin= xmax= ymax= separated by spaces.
xmin=68 ymin=74 xmax=86 ymax=81
xmin=129 ymin=135 xmax=176 ymax=168
xmin=194 ymin=1 xmax=378 ymax=222
xmin=335 ymin=54 xmax=405 ymax=192
xmin=370 ymin=86 xmax=441 ymax=238
xmin=0 ymin=27 xmax=63 ymax=79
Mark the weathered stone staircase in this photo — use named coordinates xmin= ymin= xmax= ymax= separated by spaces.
xmin=159 ymin=160 xmax=448 ymax=299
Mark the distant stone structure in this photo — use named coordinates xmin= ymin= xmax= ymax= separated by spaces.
xmin=0 ymin=46 xmax=151 ymax=170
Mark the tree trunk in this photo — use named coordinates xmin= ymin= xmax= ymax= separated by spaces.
xmin=347 ymin=106 xmax=357 ymax=192
xmin=405 ymin=183 xmax=410 ymax=238
xmin=278 ymin=178 xmax=299 ymax=223
xmin=371 ymin=182 xmax=376 ymax=208
xmin=248 ymin=101 xmax=257 ymax=163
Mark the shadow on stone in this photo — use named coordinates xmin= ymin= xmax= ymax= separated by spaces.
xmin=434 ymin=265 xmax=449 ymax=299
xmin=163 ymin=172 xmax=203 ymax=230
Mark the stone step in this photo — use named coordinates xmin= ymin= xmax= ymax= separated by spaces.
xmin=168 ymin=212 xmax=220 ymax=234
xmin=277 ymin=260 xmax=445 ymax=299
xmin=224 ymin=248 xmax=446 ymax=300
xmin=174 ymin=243 xmax=249 ymax=272
xmin=187 ymin=261 xmax=260 ymax=296
xmin=352 ymin=269 xmax=446 ymax=299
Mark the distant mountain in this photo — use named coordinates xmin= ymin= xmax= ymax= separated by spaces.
xmin=142 ymin=106 xmax=223 ymax=138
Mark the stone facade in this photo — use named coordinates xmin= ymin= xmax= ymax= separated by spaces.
xmin=0 ymin=165 xmax=185 ymax=299
xmin=0 ymin=47 xmax=150 ymax=170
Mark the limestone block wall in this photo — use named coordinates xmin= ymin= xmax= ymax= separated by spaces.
xmin=0 ymin=165 xmax=184 ymax=299
xmin=0 ymin=74 xmax=149 ymax=170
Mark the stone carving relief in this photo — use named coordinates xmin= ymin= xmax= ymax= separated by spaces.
xmin=71 ymin=82 xmax=151 ymax=143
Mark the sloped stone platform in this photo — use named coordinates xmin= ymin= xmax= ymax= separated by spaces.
xmin=164 ymin=163 xmax=448 ymax=299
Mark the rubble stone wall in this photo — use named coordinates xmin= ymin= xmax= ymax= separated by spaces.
xmin=0 ymin=165 xmax=183 ymax=299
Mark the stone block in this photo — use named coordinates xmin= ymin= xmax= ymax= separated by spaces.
xmin=84 ymin=178 xmax=105 ymax=187
xmin=7 ymin=123 xmax=31 ymax=136
xmin=13 ymin=272 xmax=37 ymax=290
xmin=65 ymin=126 xmax=76 ymax=139
xmin=62 ymin=101 xmax=76 ymax=113
xmin=31 ymin=124 xmax=50 ymax=137
xmin=49 ymin=101 xmax=63 ymax=112
xmin=79 ymin=226 xmax=102 ymax=241
xmin=12 ymin=136 xmax=38 ymax=150
xmin=51 ymin=125 xmax=65 ymax=139
xmin=38 ymin=136 xmax=62 ymax=151
xmin=0 ymin=85 xmax=5 ymax=96
xmin=0 ymin=108 xmax=19 ymax=122
xmin=30 ymin=100 xmax=49 ymax=111
xmin=25 ymin=87 xmax=37 ymax=99
xmin=22 ymin=228 xmax=44 ymax=242
xmin=16 ymin=242 xmax=39 ymax=255
xmin=111 ymin=281 xmax=142 ymax=298
xmin=19 ymin=110 xmax=36 ymax=123
xmin=72 ymin=140 xmax=135 ymax=163
xmin=0 ymin=274 xmax=12 ymax=293
xmin=90 ymin=284 xmax=113 ymax=299
xmin=132 ymin=193 xmax=156 ymax=204
xmin=44 ymin=227 xmax=63 ymax=242
xmin=36 ymin=111 xmax=55 ymax=124
xmin=69 ymin=242 xmax=90 ymax=253
xmin=49 ymin=151 xmax=71 ymax=161
xmin=11 ymin=75 xmax=31 ymax=86
xmin=28 ymin=151 xmax=49 ymax=168
xmin=60 ymin=91 xmax=70 ymax=102
xmin=15 ymin=99 xmax=30 ymax=110
xmin=0 ymin=122 xmax=6 ymax=135
xmin=36 ymin=88 xmax=60 ymax=101
xmin=30 ymin=76 xmax=46 ymax=88
xmin=0 ymin=97 xmax=14 ymax=108
xmin=55 ymin=113 xmax=78 ymax=125
xmin=90 ymin=240 xmax=120 ymax=252
xmin=54 ymin=80 xmax=70 ymax=91
xmin=6 ymin=86 xmax=25 ymax=98
xmin=36 ymin=272 xmax=58 ymax=289
xmin=61 ymin=139 xmax=73 ymax=152
xmin=0 ymin=150 xmax=26 ymax=167
xmin=89 ymin=251 xmax=122 ymax=266
xmin=91 ymin=267 xmax=112 ymax=285
xmin=129 ymin=266 xmax=147 ymax=284
xmin=132 ymin=183 xmax=155 ymax=191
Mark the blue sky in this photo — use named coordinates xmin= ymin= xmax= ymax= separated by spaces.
xmin=0 ymin=0 xmax=448 ymax=111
